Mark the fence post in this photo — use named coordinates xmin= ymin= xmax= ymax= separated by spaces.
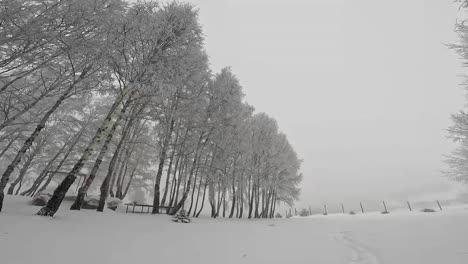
xmin=437 ymin=200 xmax=443 ymax=211
xmin=323 ymin=204 xmax=328 ymax=215
xmin=382 ymin=201 xmax=388 ymax=213
xmin=341 ymin=203 xmax=345 ymax=214
xmin=360 ymin=202 xmax=364 ymax=213
xmin=407 ymin=201 xmax=412 ymax=212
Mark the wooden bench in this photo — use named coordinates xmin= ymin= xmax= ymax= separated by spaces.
xmin=124 ymin=203 xmax=172 ymax=214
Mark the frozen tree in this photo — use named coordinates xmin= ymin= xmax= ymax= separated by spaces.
xmin=0 ymin=0 xmax=303 ymax=218
xmin=446 ymin=2 xmax=468 ymax=183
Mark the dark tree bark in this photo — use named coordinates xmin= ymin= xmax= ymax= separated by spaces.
xmin=152 ymin=118 xmax=175 ymax=214
xmin=167 ymin=152 xmax=181 ymax=207
xmin=121 ymin=164 xmax=138 ymax=200
xmin=0 ymin=131 xmax=22 ymax=159
xmin=160 ymin=126 xmax=180 ymax=207
xmin=7 ymin=141 xmax=42 ymax=195
xmin=97 ymin=102 xmax=139 ymax=212
xmin=70 ymin=92 xmax=133 ymax=210
xmin=36 ymin=89 xmax=130 ymax=216
xmin=1 ymin=74 xmax=88 ymax=212
xmin=170 ymin=135 xmax=205 ymax=215
xmin=188 ymin=154 xmax=208 ymax=215
xmin=21 ymin=127 xmax=84 ymax=196
xmin=195 ymin=181 xmax=208 ymax=218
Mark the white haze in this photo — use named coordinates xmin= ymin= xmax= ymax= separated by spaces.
xmin=153 ymin=0 xmax=468 ymax=208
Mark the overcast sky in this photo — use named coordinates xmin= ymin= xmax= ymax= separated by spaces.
xmin=161 ymin=0 xmax=467 ymax=208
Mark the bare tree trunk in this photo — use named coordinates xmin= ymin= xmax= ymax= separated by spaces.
xmin=0 ymin=92 xmax=49 ymax=132
xmin=254 ymin=179 xmax=260 ymax=218
xmin=1 ymin=76 xmax=86 ymax=212
xmin=160 ymin=151 xmax=174 ymax=206
xmin=70 ymin=92 xmax=133 ymax=210
xmin=209 ymin=178 xmax=216 ymax=218
xmin=192 ymin=174 xmax=204 ymax=217
xmin=36 ymin=89 xmax=130 ymax=216
xmin=188 ymin=154 xmax=208 ymax=215
xmin=228 ymin=163 xmax=237 ymax=218
xmin=116 ymin=120 xmax=144 ymax=199
xmin=8 ymin=142 xmax=42 ymax=195
xmin=109 ymin=148 xmax=124 ymax=198
xmin=121 ymin=164 xmax=138 ymax=200
xmin=248 ymin=178 xmax=254 ymax=219
xmin=228 ymin=185 xmax=236 ymax=218
xmin=222 ymin=190 xmax=226 ymax=218
xmin=195 ymin=181 xmax=208 ymax=218
xmin=97 ymin=103 xmax=138 ymax=212
xmin=160 ymin=127 xmax=180 ymax=206
xmin=238 ymin=171 xmax=244 ymax=218
xmin=167 ymin=152 xmax=181 ymax=207
xmin=0 ymin=131 xmax=22 ymax=159
xmin=151 ymin=119 xmax=175 ymax=214
xmin=170 ymin=135 xmax=205 ymax=215
xmin=21 ymin=127 xmax=84 ymax=196
xmin=172 ymin=158 xmax=185 ymax=209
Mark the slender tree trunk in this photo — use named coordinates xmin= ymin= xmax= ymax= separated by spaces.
xmin=222 ymin=190 xmax=226 ymax=218
xmin=188 ymin=154 xmax=208 ymax=215
xmin=228 ymin=185 xmax=236 ymax=218
xmin=152 ymin=117 xmax=176 ymax=214
xmin=22 ymin=127 xmax=84 ymax=196
xmin=192 ymin=174 xmax=204 ymax=217
xmin=248 ymin=178 xmax=254 ymax=219
xmin=70 ymin=92 xmax=133 ymax=210
xmin=170 ymin=135 xmax=205 ymax=215
xmin=0 ymin=128 xmax=20 ymax=143
xmin=172 ymin=158 xmax=185 ymax=210
xmin=209 ymin=178 xmax=216 ymax=218
xmin=0 ymin=92 xmax=48 ymax=132
xmin=160 ymin=149 xmax=174 ymax=207
xmin=116 ymin=121 xmax=143 ymax=199
xmin=160 ymin=127 xmax=180 ymax=206
xmin=1 ymin=76 xmax=84 ymax=212
xmin=36 ymin=88 xmax=130 ymax=216
xmin=168 ymin=152 xmax=181 ymax=207
xmin=0 ymin=131 xmax=22 ymax=159
xmin=122 ymin=163 xmax=138 ymax=200
xmin=238 ymin=171 xmax=244 ymax=218
xmin=228 ymin=163 xmax=237 ymax=218
xmin=195 ymin=181 xmax=208 ymax=218
xmin=97 ymin=105 xmax=137 ymax=212
xmin=7 ymin=143 xmax=41 ymax=195
xmin=109 ymin=147 xmax=124 ymax=198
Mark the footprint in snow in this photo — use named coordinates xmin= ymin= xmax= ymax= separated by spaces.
xmin=334 ymin=231 xmax=379 ymax=264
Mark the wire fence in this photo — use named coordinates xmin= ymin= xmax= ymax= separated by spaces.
xmin=285 ymin=200 xmax=447 ymax=218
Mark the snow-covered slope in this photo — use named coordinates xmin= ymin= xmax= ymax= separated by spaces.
xmin=0 ymin=196 xmax=467 ymax=264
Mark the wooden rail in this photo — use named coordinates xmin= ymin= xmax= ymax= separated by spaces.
xmin=124 ymin=203 xmax=172 ymax=214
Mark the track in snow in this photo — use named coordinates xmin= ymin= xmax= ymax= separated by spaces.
xmin=334 ymin=231 xmax=380 ymax=264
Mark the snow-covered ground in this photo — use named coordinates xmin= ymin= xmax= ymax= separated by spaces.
xmin=1 ymin=196 xmax=468 ymax=264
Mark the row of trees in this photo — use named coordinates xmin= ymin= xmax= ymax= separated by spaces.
xmin=0 ymin=0 xmax=302 ymax=218
xmin=447 ymin=1 xmax=468 ymax=183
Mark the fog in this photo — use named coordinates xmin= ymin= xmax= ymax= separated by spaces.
xmin=158 ymin=0 xmax=468 ymax=207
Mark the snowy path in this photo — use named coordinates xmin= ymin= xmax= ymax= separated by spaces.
xmin=334 ymin=231 xmax=379 ymax=264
